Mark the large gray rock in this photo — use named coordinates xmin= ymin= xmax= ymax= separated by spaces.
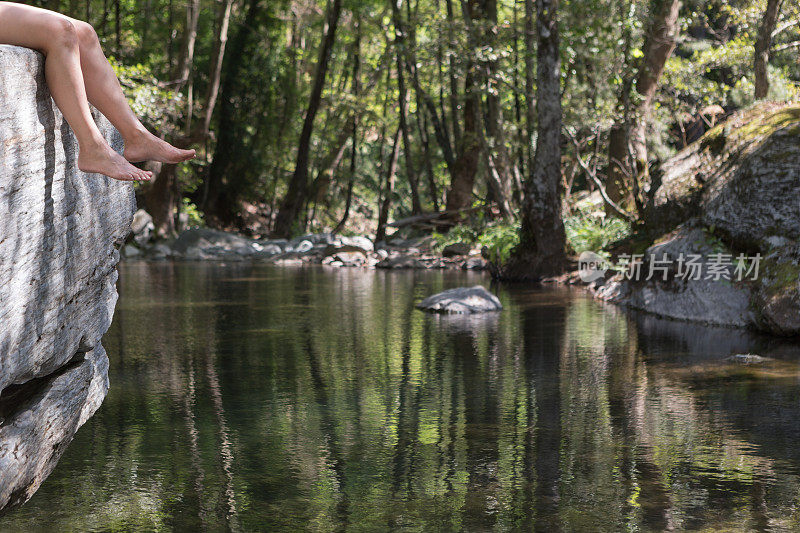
xmin=0 ymin=45 xmax=134 ymax=513
xmin=598 ymin=103 xmax=800 ymax=335
xmin=596 ymin=225 xmax=755 ymax=328
xmin=171 ymin=227 xmax=254 ymax=255
xmin=647 ymin=103 xmax=800 ymax=247
xmin=417 ymin=286 xmax=503 ymax=314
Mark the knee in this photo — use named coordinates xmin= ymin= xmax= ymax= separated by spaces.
xmin=74 ymin=21 xmax=99 ymax=49
xmin=49 ymin=18 xmax=79 ymax=50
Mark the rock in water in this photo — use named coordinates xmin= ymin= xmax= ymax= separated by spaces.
xmin=417 ymin=286 xmax=503 ymax=314
xmin=727 ymin=353 xmax=768 ymax=365
xmin=0 ymin=45 xmax=135 ymax=513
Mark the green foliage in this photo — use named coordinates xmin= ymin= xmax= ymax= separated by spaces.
xmin=430 ymin=225 xmax=480 ymax=252
xmin=110 ymin=59 xmax=181 ymax=134
xmin=181 ymin=198 xmax=205 ymax=228
xmin=478 ymin=223 xmax=520 ymax=265
xmin=431 ymin=221 xmax=519 ymax=265
xmin=564 ymin=211 xmax=631 ymax=254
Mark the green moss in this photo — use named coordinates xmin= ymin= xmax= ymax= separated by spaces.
xmin=700 ymin=123 xmax=727 ymax=154
xmin=735 ymin=106 xmax=800 ymax=143
xmin=698 ymin=104 xmax=800 ymax=156
xmin=761 ymin=259 xmax=800 ymax=297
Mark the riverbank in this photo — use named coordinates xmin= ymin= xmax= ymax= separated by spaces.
xmin=123 ymin=221 xmax=489 ymax=271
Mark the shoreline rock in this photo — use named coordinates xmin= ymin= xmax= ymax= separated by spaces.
xmin=124 ymin=227 xmax=490 ymax=272
xmin=590 ymin=103 xmax=800 ymax=337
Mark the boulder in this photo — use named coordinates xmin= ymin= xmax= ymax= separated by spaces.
xmin=597 ymin=103 xmax=800 ymax=335
xmin=130 ymin=209 xmax=154 ymax=245
xmin=595 ymin=225 xmax=755 ymax=328
xmin=0 ymin=45 xmax=134 ymax=512
xmin=376 ymin=255 xmax=425 ymax=269
xmin=294 ymin=240 xmax=314 ymax=253
xmin=442 ymin=242 xmax=472 ymax=257
xmin=647 ymin=103 xmax=800 ymax=246
xmin=752 ymin=243 xmax=800 ymax=335
xmin=340 ymin=235 xmax=374 ymax=252
xmin=122 ymin=244 xmax=141 ymax=258
xmin=171 ymin=227 xmax=253 ymax=255
xmin=417 ymin=286 xmax=503 ymax=314
xmin=462 ymin=257 xmax=488 ymax=271
xmin=290 ymin=233 xmax=336 ymax=248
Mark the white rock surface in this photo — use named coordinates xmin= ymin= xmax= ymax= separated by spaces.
xmin=0 ymin=45 xmax=134 ymax=513
xmin=417 ymin=286 xmax=503 ymax=314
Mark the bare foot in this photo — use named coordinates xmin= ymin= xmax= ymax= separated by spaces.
xmin=78 ymin=143 xmax=152 ymax=182
xmin=124 ymin=130 xmax=196 ymax=164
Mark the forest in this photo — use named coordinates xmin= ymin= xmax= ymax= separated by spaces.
xmin=30 ymin=0 xmax=800 ymax=277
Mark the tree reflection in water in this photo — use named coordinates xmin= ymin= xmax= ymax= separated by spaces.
xmin=3 ymin=263 xmax=800 ymax=532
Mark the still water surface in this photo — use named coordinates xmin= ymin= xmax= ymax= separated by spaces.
xmin=4 ymin=263 xmax=800 ymax=532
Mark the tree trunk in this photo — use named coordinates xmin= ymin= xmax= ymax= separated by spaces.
xmin=334 ymin=20 xmax=361 ymax=234
xmin=176 ymin=0 xmax=200 ymax=87
xmin=445 ymin=63 xmax=481 ymax=213
xmin=376 ymin=127 xmax=403 ymax=243
xmin=505 ymin=0 xmax=566 ymax=279
xmin=445 ymin=0 xmax=462 ymax=148
xmin=482 ymin=0 xmax=514 ymax=217
xmin=629 ymin=0 xmax=681 ymax=196
xmin=390 ymin=0 xmax=423 ymax=215
xmin=754 ymin=0 xmax=781 ymax=99
xmin=145 ymin=0 xmax=201 ymax=237
xmin=524 ymin=0 xmax=536 ymax=169
xmin=605 ymin=124 xmax=632 ymax=215
xmin=202 ymin=0 xmax=262 ymax=225
xmin=273 ymin=0 xmax=344 ymax=238
xmin=202 ymin=0 xmax=235 ymax=136
xmin=115 ymin=0 xmax=121 ymax=55
xmin=146 ymin=163 xmax=177 ymax=237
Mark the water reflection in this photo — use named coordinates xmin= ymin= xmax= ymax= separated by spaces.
xmin=3 ymin=263 xmax=800 ymax=532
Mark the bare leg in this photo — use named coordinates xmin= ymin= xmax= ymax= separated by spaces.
xmin=70 ymin=20 xmax=196 ymax=164
xmin=0 ymin=3 xmax=151 ymax=181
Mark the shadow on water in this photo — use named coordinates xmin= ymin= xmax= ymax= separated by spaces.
xmin=3 ymin=263 xmax=800 ymax=532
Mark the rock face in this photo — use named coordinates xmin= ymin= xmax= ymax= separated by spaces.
xmin=596 ymin=103 xmax=800 ymax=335
xmin=0 ymin=45 xmax=135 ymax=513
xmin=417 ymin=286 xmax=503 ymax=314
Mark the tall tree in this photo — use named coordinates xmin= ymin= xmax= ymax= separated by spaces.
xmin=505 ymin=0 xmax=566 ymax=279
xmin=145 ymin=0 xmax=201 ymax=237
xmin=630 ymin=0 xmax=681 ymax=189
xmin=754 ymin=0 xmax=782 ymax=99
xmin=201 ymin=0 xmax=265 ymax=224
xmin=376 ymin=126 xmax=402 ymax=243
xmin=482 ymin=0 xmax=514 ymax=217
xmin=273 ymin=0 xmax=345 ymax=238
xmin=202 ymin=0 xmax=235 ymax=136
xmin=390 ymin=0 xmax=423 ymax=215
xmin=334 ymin=18 xmax=361 ymax=233
xmin=607 ymin=0 xmax=681 ymax=217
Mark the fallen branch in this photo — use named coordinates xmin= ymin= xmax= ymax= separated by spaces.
xmin=386 ymin=205 xmax=486 ymax=228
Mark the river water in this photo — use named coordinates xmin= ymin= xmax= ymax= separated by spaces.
xmin=3 ymin=263 xmax=800 ymax=532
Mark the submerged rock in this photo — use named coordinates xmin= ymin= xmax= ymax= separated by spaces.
xmin=0 ymin=45 xmax=134 ymax=512
xmin=417 ymin=286 xmax=503 ymax=314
